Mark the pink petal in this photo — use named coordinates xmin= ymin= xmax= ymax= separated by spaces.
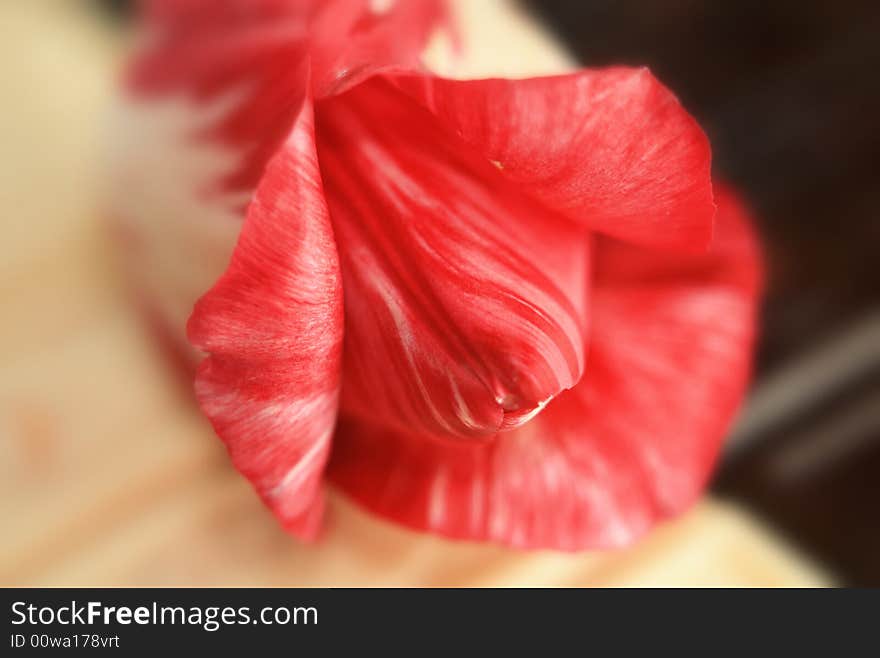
xmin=315 ymin=77 xmax=589 ymax=440
xmin=328 ymin=184 xmax=762 ymax=549
xmin=392 ymin=68 xmax=714 ymax=250
xmin=187 ymin=99 xmax=343 ymax=538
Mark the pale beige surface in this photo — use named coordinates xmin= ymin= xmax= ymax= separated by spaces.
xmin=0 ymin=0 xmax=829 ymax=587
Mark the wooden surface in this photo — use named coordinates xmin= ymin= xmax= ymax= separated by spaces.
xmin=0 ymin=0 xmax=829 ymax=587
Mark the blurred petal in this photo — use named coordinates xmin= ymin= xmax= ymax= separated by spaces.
xmin=328 ymin=185 xmax=762 ymax=549
xmin=308 ymin=0 xmax=453 ymax=96
xmin=129 ymin=16 xmax=310 ymax=193
xmin=112 ymin=41 xmax=311 ymax=369
xmin=316 ymin=78 xmax=589 ymax=439
xmin=140 ymin=0 xmax=313 ymax=30
xmin=130 ymin=1 xmax=450 ymax=187
xmin=594 ymin=184 xmax=763 ymax=292
xmin=187 ymin=100 xmax=343 ymax=538
xmin=138 ymin=0 xmax=451 ymax=100
xmin=392 ymin=68 xmax=714 ymax=250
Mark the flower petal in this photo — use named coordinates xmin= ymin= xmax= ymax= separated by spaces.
xmin=112 ymin=36 xmax=313 ymax=372
xmin=138 ymin=0 xmax=451 ymax=100
xmin=141 ymin=0 xmax=312 ymax=29
xmin=130 ymin=1 xmax=450 ymax=185
xmin=315 ymin=77 xmax=589 ymax=440
xmin=129 ymin=15 xmax=310 ymax=193
xmin=328 ymin=184 xmax=762 ymax=549
xmin=392 ymin=68 xmax=714 ymax=250
xmin=187 ymin=99 xmax=343 ymax=538
xmin=307 ymin=0 xmax=453 ymax=97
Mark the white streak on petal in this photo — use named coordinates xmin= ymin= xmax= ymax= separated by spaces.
xmin=448 ymin=372 xmax=481 ymax=431
xmin=427 ymin=465 xmax=448 ymax=528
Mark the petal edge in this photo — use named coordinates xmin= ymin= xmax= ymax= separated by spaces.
xmin=188 ymin=98 xmax=343 ymax=538
xmin=392 ymin=67 xmax=715 ymax=251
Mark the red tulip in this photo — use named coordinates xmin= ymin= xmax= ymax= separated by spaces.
xmin=110 ymin=0 xmax=763 ymax=549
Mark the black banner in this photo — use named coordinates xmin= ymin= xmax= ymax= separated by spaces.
xmin=1 ymin=588 xmax=875 ymax=652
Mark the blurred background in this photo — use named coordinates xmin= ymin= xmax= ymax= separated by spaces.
xmin=0 ymin=0 xmax=876 ymax=586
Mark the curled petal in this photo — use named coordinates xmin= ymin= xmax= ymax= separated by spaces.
xmin=328 ymin=185 xmax=762 ymax=549
xmin=316 ymin=78 xmax=589 ymax=440
xmin=187 ymin=100 xmax=343 ymax=538
xmin=392 ymin=68 xmax=714 ymax=250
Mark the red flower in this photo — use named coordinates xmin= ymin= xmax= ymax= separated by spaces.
xmin=111 ymin=0 xmax=762 ymax=549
